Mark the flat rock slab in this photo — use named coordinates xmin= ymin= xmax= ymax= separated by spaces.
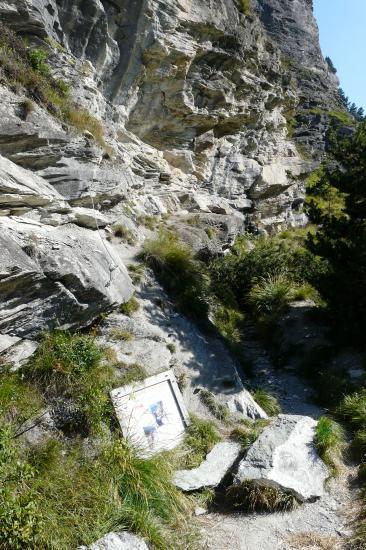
xmin=227 ymin=389 xmax=268 ymax=420
xmin=234 ymin=414 xmax=328 ymax=502
xmin=174 ymin=441 xmax=242 ymax=491
xmin=80 ymin=531 xmax=148 ymax=550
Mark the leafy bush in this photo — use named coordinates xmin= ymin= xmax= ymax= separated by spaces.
xmin=182 ymin=416 xmax=221 ymax=468
xmin=315 ymin=416 xmax=345 ymax=476
xmin=119 ymin=295 xmax=140 ymax=316
xmin=28 ymin=48 xmax=49 ymax=75
xmin=251 ymin=388 xmax=281 ymax=416
xmin=0 ymin=426 xmax=43 ymax=549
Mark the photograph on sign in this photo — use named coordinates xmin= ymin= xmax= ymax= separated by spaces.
xmin=111 ymin=370 xmax=189 ymax=455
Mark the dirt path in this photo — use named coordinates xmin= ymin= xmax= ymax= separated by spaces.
xmin=196 ymin=327 xmax=356 ymax=550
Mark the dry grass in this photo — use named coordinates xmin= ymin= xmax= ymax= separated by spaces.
xmin=284 ymin=532 xmax=343 ymax=550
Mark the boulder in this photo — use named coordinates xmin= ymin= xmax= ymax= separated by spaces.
xmin=234 ymin=414 xmax=329 ymax=502
xmin=72 ymin=206 xmax=109 ymax=229
xmin=0 ymin=338 xmax=38 ymax=370
xmin=174 ymin=441 xmax=241 ymax=492
xmin=0 ymin=154 xmax=66 ymax=209
xmin=0 ymin=217 xmax=133 ymax=337
xmin=226 ymin=389 xmax=268 ymax=420
xmin=80 ymin=531 xmax=148 ymax=550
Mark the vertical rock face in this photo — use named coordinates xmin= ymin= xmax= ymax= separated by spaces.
xmin=0 ymin=0 xmax=347 ymax=336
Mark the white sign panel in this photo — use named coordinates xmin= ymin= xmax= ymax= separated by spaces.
xmin=111 ymin=370 xmax=189 ymax=455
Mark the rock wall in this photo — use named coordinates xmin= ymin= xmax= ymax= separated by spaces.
xmin=0 ymin=0 xmax=345 ymax=337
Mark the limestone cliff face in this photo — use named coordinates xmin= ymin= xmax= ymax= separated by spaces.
xmin=0 ymin=0 xmax=344 ymax=338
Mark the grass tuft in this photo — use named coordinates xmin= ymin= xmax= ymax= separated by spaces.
xmin=315 ymin=416 xmax=345 ymax=476
xmin=226 ymin=481 xmax=298 ymax=512
xmin=198 ymin=389 xmax=230 ymax=423
xmin=182 ymin=415 xmax=221 ymax=469
xmin=251 ymin=388 xmax=281 ymax=416
xmin=119 ymin=296 xmax=140 ymax=316
xmin=113 ymin=224 xmax=137 ymax=245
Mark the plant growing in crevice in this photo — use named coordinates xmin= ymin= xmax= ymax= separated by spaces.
xmin=315 ymin=416 xmax=345 ymax=476
xmin=181 ymin=415 xmax=221 ymax=469
xmin=251 ymin=388 xmax=281 ymax=416
xmin=119 ymin=295 xmax=140 ymax=316
xmin=226 ymin=481 xmax=298 ymax=512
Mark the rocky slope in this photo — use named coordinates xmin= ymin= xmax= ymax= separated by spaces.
xmin=0 ymin=0 xmax=344 ymax=338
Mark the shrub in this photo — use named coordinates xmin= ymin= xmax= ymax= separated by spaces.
xmin=119 ymin=295 xmax=140 ymax=316
xmin=182 ymin=416 xmax=221 ymax=468
xmin=315 ymin=416 xmax=345 ymax=476
xmin=28 ymin=48 xmax=49 ymax=75
xmin=0 ymin=425 xmax=43 ymax=549
xmin=230 ymin=424 xmax=260 ymax=450
xmin=226 ymin=481 xmax=298 ymax=512
xmin=212 ymin=303 xmax=245 ymax=344
xmin=251 ymin=388 xmax=281 ymax=416
xmin=113 ymin=224 xmax=137 ymax=245
xmin=338 ymin=390 xmax=366 ymax=458
xmin=166 ymin=343 xmax=176 ymax=354
xmin=248 ymin=274 xmax=296 ymax=317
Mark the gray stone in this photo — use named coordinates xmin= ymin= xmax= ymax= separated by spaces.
xmin=174 ymin=441 xmax=242 ymax=491
xmin=72 ymin=206 xmax=109 ymax=229
xmin=0 ymin=338 xmax=38 ymax=370
xmin=80 ymin=531 xmax=148 ymax=550
xmin=234 ymin=414 xmax=329 ymax=501
xmin=0 ymin=217 xmax=133 ymax=337
xmin=227 ymin=389 xmax=268 ymax=420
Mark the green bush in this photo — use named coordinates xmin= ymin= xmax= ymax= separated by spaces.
xmin=28 ymin=48 xmax=49 ymax=75
xmin=338 ymin=390 xmax=366 ymax=457
xmin=251 ymin=388 xmax=281 ymax=416
xmin=315 ymin=416 xmax=345 ymax=476
xmin=182 ymin=416 xmax=221 ymax=468
xmin=0 ymin=426 xmax=43 ymax=549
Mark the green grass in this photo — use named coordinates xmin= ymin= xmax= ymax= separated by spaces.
xmin=230 ymin=424 xmax=260 ymax=450
xmin=24 ymin=332 xmax=118 ymax=435
xmin=212 ymin=303 xmax=245 ymax=344
xmin=166 ymin=343 xmax=176 ymax=354
xmin=137 ymin=215 xmax=158 ymax=231
xmin=226 ymin=481 xmax=298 ymax=512
xmin=315 ymin=416 xmax=345 ymax=476
xmin=113 ymin=224 xmax=137 ymax=245
xmin=119 ymin=295 xmax=140 ymax=316
xmin=248 ymin=274 xmax=297 ymax=317
xmin=0 ymin=430 xmax=194 ymax=549
xmin=182 ymin=416 xmax=221 ymax=469
xmin=117 ymin=363 xmax=148 ymax=387
xmin=198 ymin=389 xmax=230 ymax=423
xmin=338 ymin=390 xmax=366 ymax=458
xmin=0 ymin=330 xmax=195 ymax=549
xmin=251 ymin=388 xmax=281 ymax=416
xmin=142 ymin=230 xmax=209 ymax=321
xmin=329 ymin=109 xmax=354 ymax=126
xmin=0 ymin=22 xmax=108 ymax=149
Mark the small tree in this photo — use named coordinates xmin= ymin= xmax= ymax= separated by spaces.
xmin=307 ymin=122 xmax=366 ymax=343
xmin=325 ymin=56 xmax=337 ymax=74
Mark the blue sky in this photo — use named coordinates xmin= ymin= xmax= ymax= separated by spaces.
xmin=314 ymin=0 xmax=366 ymax=111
